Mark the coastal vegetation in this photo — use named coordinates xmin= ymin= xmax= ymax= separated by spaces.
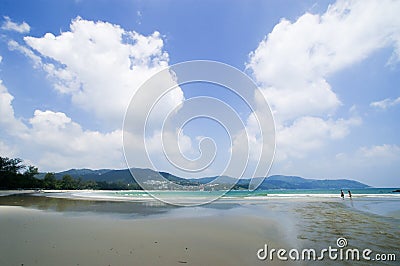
xmin=0 ymin=156 xmax=140 ymax=190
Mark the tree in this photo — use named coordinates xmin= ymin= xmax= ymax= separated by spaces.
xmin=43 ymin=173 xmax=57 ymax=189
xmin=60 ymin=174 xmax=78 ymax=189
xmin=24 ymin=165 xmax=39 ymax=178
xmin=0 ymin=157 xmax=24 ymax=174
xmin=1 ymin=156 xmax=25 ymax=188
xmin=0 ymin=156 xmax=141 ymax=190
xmin=82 ymin=180 xmax=98 ymax=189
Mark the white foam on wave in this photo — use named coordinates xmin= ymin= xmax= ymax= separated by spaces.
xmin=45 ymin=190 xmax=400 ymax=204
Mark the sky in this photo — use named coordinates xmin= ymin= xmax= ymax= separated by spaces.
xmin=0 ymin=0 xmax=399 ymax=187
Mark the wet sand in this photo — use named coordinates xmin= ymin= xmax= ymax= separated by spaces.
xmin=0 ymin=193 xmax=399 ymax=265
xmin=0 ymin=199 xmax=290 ymax=266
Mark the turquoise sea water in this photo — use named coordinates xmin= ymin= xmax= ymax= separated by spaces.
xmin=89 ymin=188 xmax=398 ymax=219
xmin=105 ymin=187 xmax=399 ymax=199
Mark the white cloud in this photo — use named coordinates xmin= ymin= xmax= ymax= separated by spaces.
xmin=2 ymin=18 xmax=193 ymax=173
xmin=0 ymin=140 xmax=16 ymax=158
xmin=8 ymin=40 xmax=83 ymax=94
xmin=248 ymin=0 xmax=400 ymax=121
xmin=333 ymin=144 xmax=400 ymax=186
xmin=359 ymin=144 xmax=400 ymax=161
xmin=246 ymin=0 xmax=400 ymax=165
xmin=8 ymin=40 xmax=42 ymax=68
xmin=0 ymin=80 xmax=28 ymax=135
xmin=258 ymin=79 xmax=340 ymax=122
xmin=275 ymin=116 xmax=361 ymax=161
xmin=23 ymin=17 xmax=180 ymax=128
xmin=26 ymin=110 xmax=124 ymax=171
xmin=370 ymin=97 xmax=400 ymax=110
xmin=0 ymin=80 xmax=125 ymax=171
xmin=1 ymin=16 xmax=30 ymax=33
xmin=136 ymin=11 xmax=142 ymax=25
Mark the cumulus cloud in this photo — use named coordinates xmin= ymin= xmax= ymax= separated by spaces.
xmin=1 ymin=16 xmax=30 ymax=33
xmin=2 ymin=18 xmax=193 ymax=172
xmin=248 ymin=0 xmax=400 ymax=120
xmin=26 ymin=110 xmax=124 ymax=170
xmin=8 ymin=40 xmax=84 ymax=93
xmin=275 ymin=116 xmax=361 ymax=161
xmin=0 ymin=80 xmax=28 ymax=135
xmin=246 ymin=0 xmax=400 ymax=164
xmin=370 ymin=97 xmax=400 ymax=110
xmin=8 ymin=40 xmax=42 ymax=68
xmin=0 ymin=80 xmax=125 ymax=171
xmin=23 ymin=17 xmax=180 ymax=128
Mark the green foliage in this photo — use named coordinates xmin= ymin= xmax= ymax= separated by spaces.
xmin=0 ymin=156 xmax=141 ymax=190
xmin=24 ymin=165 xmax=39 ymax=178
xmin=60 ymin=174 xmax=77 ymax=189
xmin=0 ymin=157 xmax=24 ymax=174
xmin=0 ymin=156 xmax=41 ymax=189
xmin=43 ymin=173 xmax=57 ymax=189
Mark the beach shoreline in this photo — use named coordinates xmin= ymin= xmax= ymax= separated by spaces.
xmin=0 ymin=192 xmax=399 ymax=265
xmin=0 ymin=202 xmax=290 ymax=266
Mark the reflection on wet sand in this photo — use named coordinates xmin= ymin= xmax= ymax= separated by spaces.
xmin=0 ymin=194 xmax=175 ymax=216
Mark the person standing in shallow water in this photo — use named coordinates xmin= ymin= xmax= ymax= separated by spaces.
xmin=348 ymin=190 xmax=352 ymax=199
xmin=340 ymin=190 xmax=344 ymax=199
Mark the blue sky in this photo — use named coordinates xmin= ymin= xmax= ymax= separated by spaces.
xmin=0 ymin=0 xmax=399 ymax=186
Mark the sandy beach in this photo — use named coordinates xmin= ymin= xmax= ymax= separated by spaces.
xmin=0 ymin=192 xmax=399 ymax=266
xmin=0 ymin=195 xmax=289 ymax=266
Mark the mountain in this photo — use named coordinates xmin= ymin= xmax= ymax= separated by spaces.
xmin=49 ymin=168 xmax=370 ymax=190
xmin=55 ymin=169 xmax=112 ymax=179
xmin=190 ymin=174 xmax=368 ymax=189
xmin=53 ymin=168 xmax=197 ymax=186
xmin=253 ymin=175 xmax=368 ymax=189
xmin=190 ymin=176 xmax=237 ymax=184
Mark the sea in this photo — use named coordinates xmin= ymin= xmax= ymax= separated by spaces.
xmin=74 ymin=187 xmax=399 ymax=200
xmin=64 ymin=187 xmax=400 ymax=219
